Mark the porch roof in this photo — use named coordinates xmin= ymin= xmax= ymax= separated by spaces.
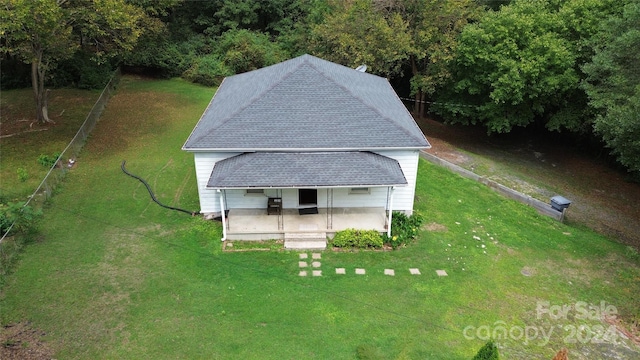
xmin=207 ymin=151 xmax=407 ymax=189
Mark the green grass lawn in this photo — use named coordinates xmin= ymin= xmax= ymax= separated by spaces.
xmin=1 ymin=77 xmax=639 ymax=359
xmin=0 ymin=88 xmax=101 ymax=201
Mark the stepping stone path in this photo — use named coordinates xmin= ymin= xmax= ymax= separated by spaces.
xmin=384 ymin=269 xmax=395 ymax=276
xmin=296 ymin=253 xmax=446 ymax=279
xmin=298 ymin=253 xmax=322 ymax=276
xmin=436 ymin=270 xmax=448 ymax=277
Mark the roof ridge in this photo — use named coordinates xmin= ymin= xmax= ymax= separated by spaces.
xmin=308 ymin=60 xmax=427 ymax=145
xmin=212 ymin=152 xmax=251 ymax=183
xmin=360 ymin=151 xmax=407 ymax=183
xmin=192 ymin=58 xmax=306 ymax=144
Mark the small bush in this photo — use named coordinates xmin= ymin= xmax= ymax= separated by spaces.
xmin=37 ymin=152 xmax=61 ymax=168
xmin=0 ymin=202 xmax=41 ymax=236
xmin=16 ymin=168 xmax=28 ymax=182
xmin=183 ymin=55 xmax=231 ymax=87
xmin=0 ymin=202 xmax=42 ymax=285
xmin=384 ymin=211 xmax=423 ymax=249
xmin=472 ymin=340 xmax=499 ymax=360
xmin=331 ymin=229 xmax=383 ymax=249
xmin=218 ymin=29 xmax=289 ymax=74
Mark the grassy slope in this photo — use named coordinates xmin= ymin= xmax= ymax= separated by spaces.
xmin=1 ymin=77 xmax=638 ymax=359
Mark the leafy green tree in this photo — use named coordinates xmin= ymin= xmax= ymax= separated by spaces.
xmin=274 ymin=0 xmax=331 ymax=55
xmin=218 ymin=29 xmax=289 ymax=74
xmin=310 ymin=0 xmax=413 ymax=78
xmin=182 ymin=55 xmax=231 ymax=86
xmin=1 ymin=0 xmax=75 ymax=124
xmin=0 ymin=0 xmax=146 ymax=124
xmin=436 ymin=0 xmax=580 ymax=133
xmin=583 ymin=0 xmax=640 ymax=175
xmin=169 ymin=0 xmax=305 ymax=37
xmin=435 ymin=0 xmax=622 ymax=133
xmin=310 ymin=0 xmax=480 ymax=116
xmin=399 ymin=0 xmax=481 ymax=117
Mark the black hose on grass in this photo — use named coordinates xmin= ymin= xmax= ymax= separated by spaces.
xmin=121 ymin=160 xmax=199 ymax=216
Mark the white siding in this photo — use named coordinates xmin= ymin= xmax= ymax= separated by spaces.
xmin=222 ymin=189 xmax=281 ymax=209
xmin=373 ymin=150 xmax=420 ymax=215
xmin=192 ymin=150 xmax=420 ymax=215
xmin=219 ymin=187 xmax=389 ymax=210
xmin=330 ymin=187 xmax=388 ymax=208
xmin=282 ymin=188 xmax=298 ymax=208
xmin=193 ymin=152 xmax=240 ymax=213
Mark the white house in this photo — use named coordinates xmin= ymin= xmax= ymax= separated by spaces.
xmin=183 ymin=54 xmax=430 ymax=247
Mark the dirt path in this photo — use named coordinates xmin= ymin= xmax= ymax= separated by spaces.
xmin=417 ymin=118 xmax=640 ymax=249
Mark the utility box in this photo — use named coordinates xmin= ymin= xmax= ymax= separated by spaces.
xmin=550 ymin=196 xmax=572 ymax=212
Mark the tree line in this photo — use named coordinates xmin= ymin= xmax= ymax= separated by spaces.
xmin=1 ymin=0 xmax=639 ymax=176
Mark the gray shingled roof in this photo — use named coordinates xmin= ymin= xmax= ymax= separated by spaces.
xmin=207 ymin=152 xmax=407 ymax=188
xmin=183 ymin=54 xmax=430 ymax=150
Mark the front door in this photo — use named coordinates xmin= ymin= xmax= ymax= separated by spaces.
xmin=298 ymin=189 xmax=317 ymax=206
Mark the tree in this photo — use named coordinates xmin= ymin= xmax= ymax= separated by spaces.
xmin=380 ymin=0 xmax=481 ymax=117
xmin=434 ymin=0 xmax=622 ymax=133
xmin=583 ymin=0 xmax=640 ymax=176
xmin=1 ymin=0 xmax=75 ymax=124
xmin=310 ymin=0 xmax=413 ymax=78
xmin=0 ymin=0 xmax=146 ymax=124
xmin=435 ymin=0 xmax=579 ymax=133
xmin=310 ymin=0 xmax=480 ymax=117
xmin=218 ymin=29 xmax=289 ymax=74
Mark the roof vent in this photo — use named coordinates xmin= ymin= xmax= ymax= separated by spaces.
xmin=355 ymin=64 xmax=367 ymax=72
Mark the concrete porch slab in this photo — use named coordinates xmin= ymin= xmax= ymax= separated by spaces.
xmin=224 ymin=208 xmax=387 ymax=240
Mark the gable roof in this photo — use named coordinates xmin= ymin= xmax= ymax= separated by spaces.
xmin=183 ymin=54 xmax=429 ymax=151
xmin=207 ymin=151 xmax=407 ymax=189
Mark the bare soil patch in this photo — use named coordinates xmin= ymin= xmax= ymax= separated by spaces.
xmin=423 ymin=222 xmax=448 ymax=232
xmin=0 ymin=322 xmax=53 ymax=360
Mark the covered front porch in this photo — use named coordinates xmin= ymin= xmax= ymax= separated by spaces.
xmin=208 ymin=151 xmax=408 ymax=243
xmin=224 ymin=207 xmax=387 ymax=240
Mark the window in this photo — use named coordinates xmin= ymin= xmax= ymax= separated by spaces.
xmin=349 ymin=187 xmax=370 ymax=194
xmin=245 ymin=189 xmax=264 ymax=195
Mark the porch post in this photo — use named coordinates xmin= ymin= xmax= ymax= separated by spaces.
xmin=326 ymin=188 xmax=333 ymax=230
xmin=218 ymin=189 xmax=227 ymax=241
xmin=387 ymin=186 xmax=395 ymax=238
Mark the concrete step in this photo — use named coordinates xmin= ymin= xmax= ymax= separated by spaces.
xmin=285 ymin=232 xmax=327 ymax=250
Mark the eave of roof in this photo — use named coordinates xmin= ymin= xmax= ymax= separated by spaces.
xmin=206 ymin=151 xmax=408 ymax=189
xmin=183 ymin=145 xmax=431 ymax=152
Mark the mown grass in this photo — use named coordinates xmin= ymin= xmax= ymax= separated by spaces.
xmin=0 ymin=77 xmax=638 ymax=359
